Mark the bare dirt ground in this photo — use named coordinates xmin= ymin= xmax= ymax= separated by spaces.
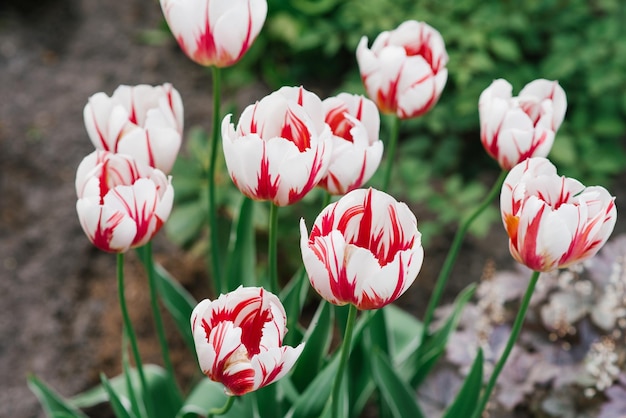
xmin=1 ymin=1 xmax=624 ymax=417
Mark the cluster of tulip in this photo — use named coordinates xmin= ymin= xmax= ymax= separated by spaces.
xmin=30 ymin=0 xmax=617 ymax=417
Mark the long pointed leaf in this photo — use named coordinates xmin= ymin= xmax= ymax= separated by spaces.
xmin=280 ymin=268 xmax=310 ymax=347
xmin=290 ymin=300 xmax=333 ymax=392
xmin=370 ymin=350 xmax=425 ymax=418
xmin=27 ymin=375 xmax=89 ymax=418
xmin=442 ymin=348 xmax=483 ymax=418
xmin=176 ymin=379 xmax=249 ymax=418
xmin=147 ymin=259 xmax=197 ymax=353
xmin=100 ymin=373 xmax=135 ymax=418
xmin=226 ymin=197 xmax=257 ymax=291
xmin=410 ymin=284 xmax=476 ymax=387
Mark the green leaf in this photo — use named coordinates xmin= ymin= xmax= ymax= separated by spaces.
xmin=99 ymin=373 xmax=134 ymax=418
xmin=280 ymin=268 xmax=310 ymax=347
xmin=71 ymin=365 xmax=180 ymax=418
xmin=177 ymin=379 xmax=249 ymax=418
xmin=27 ymin=375 xmax=89 ymax=418
xmin=370 ymin=350 xmax=425 ymax=418
xmin=287 ymin=357 xmax=339 ymax=418
xmin=290 ymin=300 xmax=333 ymax=392
xmin=442 ymin=348 xmax=483 ymax=418
xmin=410 ymin=284 xmax=476 ymax=388
xmin=286 ymin=310 xmax=375 ymax=418
xmin=145 ymin=259 xmax=197 ymax=354
xmin=385 ymin=304 xmax=423 ymax=360
xmin=225 ymin=197 xmax=257 ymax=291
xmin=165 ymin=202 xmax=206 ymax=247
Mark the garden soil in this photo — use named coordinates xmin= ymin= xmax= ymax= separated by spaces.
xmin=1 ymin=1 xmax=624 ymax=417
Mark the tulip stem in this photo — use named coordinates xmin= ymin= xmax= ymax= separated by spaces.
xmin=140 ymin=242 xmax=182 ymax=402
xmin=208 ymin=395 xmax=235 ymax=417
xmin=332 ymin=303 xmax=358 ymax=418
xmin=471 ymin=270 xmax=540 ymax=418
xmin=382 ymin=115 xmax=400 ymax=190
xmin=421 ymin=170 xmax=507 ymax=336
xmin=117 ymin=253 xmax=151 ymax=418
xmin=208 ymin=65 xmax=224 ymax=295
xmin=322 ymin=191 xmax=332 ymax=209
xmin=268 ymin=203 xmax=279 ymax=294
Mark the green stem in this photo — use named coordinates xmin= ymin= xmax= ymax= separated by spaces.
xmin=321 ymin=191 xmax=332 ymax=210
xmin=208 ymin=395 xmax=235 ymax=418
xmin=117 ymin=253 xmax=152 ymax=418
xmin=471 ymin=270 xmax=540 ymax=418
xmin=382 ymin=115 xmax=400 ymax=190
xmin=141 ymin=243 xmax=182 ymax=401
xmin=332 ymin=304 xmax=358 ymax=418
xmin=268 ymin=203 xmax=279 ymax=294
xmin=421 ymin=170 xmax=507 ymax=336
xmin=208 ymin=66 xmax=223 ymax=295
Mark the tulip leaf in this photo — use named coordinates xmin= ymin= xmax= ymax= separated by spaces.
xmin=165 ymin=201 xmax=206 ymax=248
xmin=280 ymin=268 xmax=310 ymax=347
xmin=442 ymin=348 xmax=483 ymax=418
xmin=370 ymin=349 xmax=425 ymax=418
xmin=27 ymin=374 xmax=89 ymax=418
xmin=290 ymin=299 xmax=333 ymax=392
xmin=410 ymin=283 xmax=476 ymax=388
xmin=225 ymin=197 xmax=256 ymax=291
xmin=70 ymin=365 xmax=179 ymax=418
xmin=99 ymin=373 xmax=135 ymax=418
xmin=365 ymin=309 xmax=390 ymax=352
xmin=144 ymin=257 xmax=197 ymax=354
xmin=286 ymin=357 xmax=339 ymax=418
xmin=176 ymin=379 xmax=249 ymax=418
xmin=385 ymin=304 xmax=424 ymax=360
xmin=287 ymin=310 xmax=375 ymax=418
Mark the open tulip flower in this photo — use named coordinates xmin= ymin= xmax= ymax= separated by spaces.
xmin=191 ymin=286 xmax=304 ymax=396
xmin=222 ymin=86 xmax=333 ymax=206
xmin=479 ymin=78 xmax=567 ymax=171
xmin=75 ymin=150 xmax=174 ymax=253
xmin=84 ymin=83 xmax=184 ymax=174
xmin=318 ymin=93 xmax=384 ymax=195
xmin=300 ymin=188 xmax=424 ymax=310
xmin=160 ymin=0 xmax=267 ymax=67
xmin=356 ymin=20 xmax=448 ymax=119
xmin=501 ymin=157 xmax=616 ymax=272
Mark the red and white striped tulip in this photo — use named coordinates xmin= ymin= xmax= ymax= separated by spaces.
xmin=75 ymin=150 xmax=174 ymax=253
xmin=479 ymin=79 xmax=567 ymax=171
xmin=160 ymin=0 xmax=267 ymax=67
xmin=191 ymin=286 xmax=304 ymax=396
xmin=501 ymin=157 xmax=616 ymax=272
xmin=300 ymin=188 xmax=423 ymax=310
xmin=318 ymin=93 xmax=383 ymax=195
xmin=221 ymin=86 xmax=332 ymax=206
xmin=356 ymin=20 xmax=448 ymax=119
xmin=84 ymin=83 xmax=184 ymax=174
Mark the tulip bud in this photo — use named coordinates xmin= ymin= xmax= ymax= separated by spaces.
xmin=356 ymin=20 xmax=448 ymax=119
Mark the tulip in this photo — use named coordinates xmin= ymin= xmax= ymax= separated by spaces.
xmin=75 ymin=150 xmax=174 ymax=253
xmin=356 ymin=20 xmax=448 ymax=119
xmin=160 ymin=0 xmax=267 ymax=67
xmin=191 ymin=286 xmax=304 ymax=396
xmin=479 ymin=79 xmax=567 ymax=171
xmin=221 ymin=86 xmax=333 ymax=206
xmin=501 ymin=157 xmax=616 ymax=272
xmin=318 ymin=93 xmax=384 ymax=195
xmin=84 ymin=83 xmax=184 ymax=174
xmin=300 ymin=188 xmax=424 ymax=310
